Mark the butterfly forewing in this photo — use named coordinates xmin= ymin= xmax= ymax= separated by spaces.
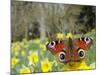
xmin=46 ymin=39 xmax=66 ymax=54
xmin=73 ymin=37 xmax=93 ymax=50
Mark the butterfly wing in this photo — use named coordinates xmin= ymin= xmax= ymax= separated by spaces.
xmin=73 ymin=37 xmax=93 ymax=50
xmin=46 ymin=39 xmax=66 ymax=54
xmin=46 ymin=37 xmax=93 ymax=63
xmin=71 ymin=37 xmax=93 ymax=61
xmin=56 ymin=37 xmax=93 ymax=63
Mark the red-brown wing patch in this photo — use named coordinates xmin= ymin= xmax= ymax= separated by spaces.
xmin=73 ymin=38 xmax=93 ymax=50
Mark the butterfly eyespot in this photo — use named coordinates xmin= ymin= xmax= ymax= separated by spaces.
xmin=48 ymin=41 xmax=56 ymax=48
xmin=84 ymin=37 xmax=91 ymax=44
xmin=58 ymin=51 xmax=66 ymax=62
xmin=78 ymin=49 xmax=85 ymax=59
xmin=85 ymin=37 xmax=89 ymax=41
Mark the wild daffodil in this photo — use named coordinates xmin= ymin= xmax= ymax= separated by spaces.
xmin=41 ymin=59 xmax=52 ymax=72
xmin=11 ymin=57 xmax=19 ymax=68
xmin=28 ymin=51 xmax=39 ymax=65
xmin=20 ymin=67 xmax=31 ymax=74
xmin=56 ymin=33 xmax=64 ymax=39
xmin=66 ymin=32 xmax=73 ymax=38
xmin=63 ymin=60 xmax=91 ymax=71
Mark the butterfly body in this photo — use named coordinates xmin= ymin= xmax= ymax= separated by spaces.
xmin=46 ymin=37 xmax=93 ymax=63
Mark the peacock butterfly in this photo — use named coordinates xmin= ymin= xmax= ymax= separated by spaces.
xmin=46 ymin=37 xmax=93 ymax=63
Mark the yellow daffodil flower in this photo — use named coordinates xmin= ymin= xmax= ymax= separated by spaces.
xmin=66 ymin=32 xmax=73 ymax=38
xmin=11 ymin=57 xmax=19 ymax=68
xmin=20 ymin=67 xmax=31 ymax=74
xmin=41 ymin=59 xmax=52 ymax=72
xmin=56 ymin=33 xmax=64 ymax=39
xmin=63 ymin=60 xmax=91 ymax=71
xmin=28 ymin=51 xmax=39 ymax=65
